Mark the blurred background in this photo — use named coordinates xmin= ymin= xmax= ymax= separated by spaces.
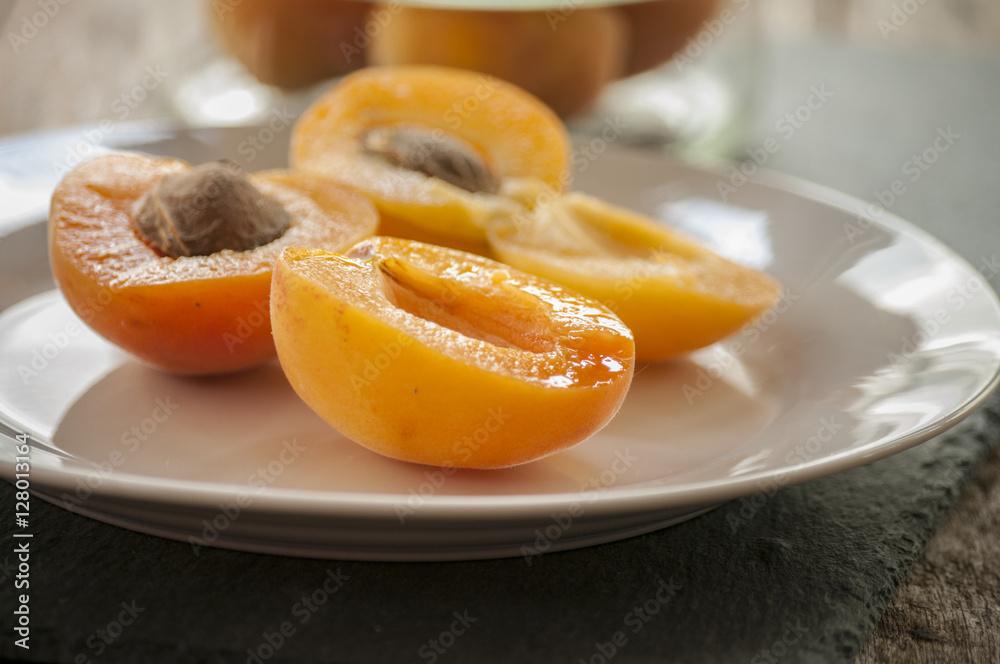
xmin=0 ymin=0 xmax=998 ymax=150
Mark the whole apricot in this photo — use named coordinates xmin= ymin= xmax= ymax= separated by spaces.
xmin=49 ymin=153 xmax=378 ymax=375
xmin=210 ymin=0 xmax=372 ymax=88
xmin=620 ymin=0 xmax=722 ymax=75
xmin=367 ymin=5 xmax=627 ymax=118
xmin=270 ymin=238 xmax=635 ymax=469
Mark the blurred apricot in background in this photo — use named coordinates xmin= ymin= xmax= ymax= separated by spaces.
xmin=210 ymin=0 xmax=723 ymax=117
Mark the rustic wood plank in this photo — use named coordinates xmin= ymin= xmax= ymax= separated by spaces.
xmin=856 ymin=441 xmax=1000 ymax=663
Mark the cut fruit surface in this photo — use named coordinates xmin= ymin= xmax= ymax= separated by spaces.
xmin=290 ymin=65 xmax=571 ymax=244
xmin=487 ymin=193 xmax=782 ymax=361
xmin=48 ymin=153 xmax=379 ymax=375
xmin=270 ymin=237 xmax=635 ymax=469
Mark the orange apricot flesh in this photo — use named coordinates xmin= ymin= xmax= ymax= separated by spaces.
xmin=49 ymin=153 xmax=378 ymax=375
xmin=488 ymin=193 xmax=781 ymax=361
xmin=270 ymin=237 xmax=635 ymax=469
xmin=290 ymin=65 xmax=571 ymax=244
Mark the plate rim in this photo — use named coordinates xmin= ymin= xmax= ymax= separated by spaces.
xmin=2 ymin=122 xmax=1000 ymax=533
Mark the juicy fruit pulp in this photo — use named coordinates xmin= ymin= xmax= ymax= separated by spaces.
xmin=270 ymin=237 xmax=635 ymax=469
xmin=48 ymin=153 xmax=379 ymax=375
xmin=488 ymin=193 xmax=782 ymax=361
xmin=290 ymin=65 xmax=571 ymax=246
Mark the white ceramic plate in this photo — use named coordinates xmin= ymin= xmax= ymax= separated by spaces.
xmin=2 ymin=124 xmax=999 ymax=561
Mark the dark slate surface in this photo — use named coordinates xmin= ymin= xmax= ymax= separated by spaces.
xmin=2 ymin=43 xmax=1000 ymax=664
xmin=1 ymin=397 xmax=997 ymax=664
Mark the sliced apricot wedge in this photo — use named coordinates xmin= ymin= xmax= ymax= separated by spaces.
xmin=270 ymin=237 xmax=635 ymax=469
xmin=49 ymin=153 xmax=378 ymax=375
xmin=487 ymin=193 xmax=782 ymax=361
xmin=290 ymin=65 xmax=571 ymax=246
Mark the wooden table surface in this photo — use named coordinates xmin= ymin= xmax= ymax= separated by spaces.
xmin=857 ymin=443 xmax=1000 ymax=662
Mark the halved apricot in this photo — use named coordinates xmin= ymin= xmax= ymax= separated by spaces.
xmin=487 ymin=193 xmax=781 ymax=361
xmin=290 ymin=65 xmax=571 ymax=246
xmin=49 ymin=153 xmax=378 ymax=375
xmin=270 ymin=237 xmax=635 ymax=469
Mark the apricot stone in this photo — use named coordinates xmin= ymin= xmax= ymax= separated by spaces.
xmin=49 ymin=153 xmax=378 ymax=375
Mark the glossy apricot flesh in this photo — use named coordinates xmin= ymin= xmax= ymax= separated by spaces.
xmin=290 ymin=65 xmax=571 ymax=244
xmin=48 ymin=153 xmax=378 ymax=375
xmin=270 ymin=238 xmax=635 ymax=469
xmin=488 ymin=193 xmax=781 ymax=361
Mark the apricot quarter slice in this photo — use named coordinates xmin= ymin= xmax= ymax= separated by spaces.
xmin=49 ymin=153 xmax=378 ymax=375
xmin=290 ymin=65 xmax=571 ymax=246
xmin=488 ymin=193 xmax=781 ymax=361
xmin=270 ymin=237 xmax=635 ymax=469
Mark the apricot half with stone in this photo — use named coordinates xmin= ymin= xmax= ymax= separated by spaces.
xmin=49 ymin=153 xmax=378 ymax=375
xmin=290 ymin=65 xmax=571 ymax=246
xmin=487 ymin=193 xmax=781 ymax=361
xmin=270 ymin=238 xmax=635 ymax=469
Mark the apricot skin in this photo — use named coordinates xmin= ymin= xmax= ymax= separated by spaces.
xmin=270 ymin=240 xmax=635 ymax=469
xmin=620 ymin=0 xmax=722 ymax=75
xmin=48 ymin=154 xmax=378 ymax=375
xmin=210 ymin=0 xmax=371 ymax=88
xmin=367 ymin=5 xmax=627 ymax=118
